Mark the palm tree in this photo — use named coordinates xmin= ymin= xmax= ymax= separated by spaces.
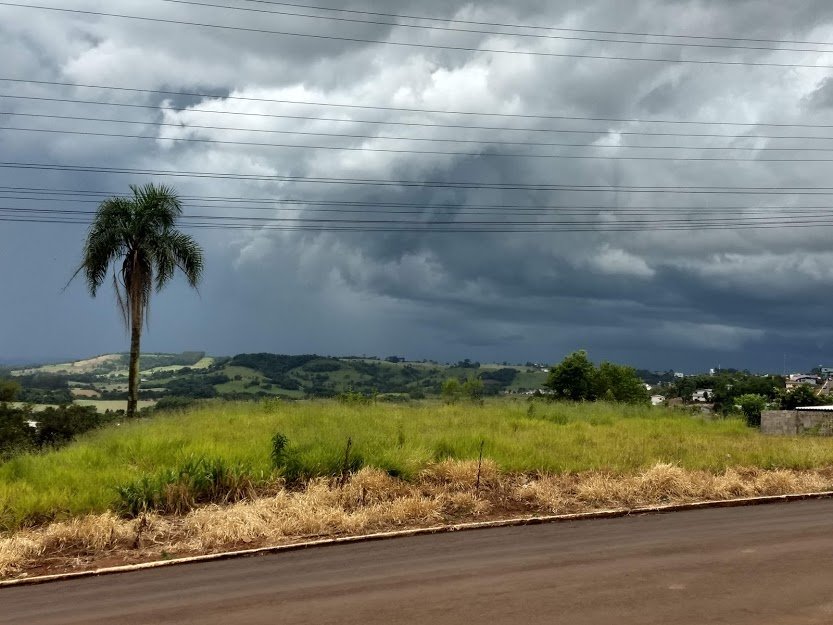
xmin=73 ymin=183 xmax=204 ymax=418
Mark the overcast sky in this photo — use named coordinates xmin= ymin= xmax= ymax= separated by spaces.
xmin=4 ymin=0 xmax=833 ymax=371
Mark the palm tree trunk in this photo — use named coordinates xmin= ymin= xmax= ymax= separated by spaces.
xmin=127 ymin=315 xmax=141 ymax=418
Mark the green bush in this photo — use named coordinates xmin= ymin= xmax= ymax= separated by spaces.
xmin=736 ymin=394 xmax=767 ymax=428
xmin=270 ymin=432 xmax=305 ymax=483
xmin=337 ymin=389 xmax=374 ymax=405
xmin=116 ymin=456 xmax=255 ymax=516
xmin=36 ymin=405 xmax=102 ymax=447
xmin=0 ymin=403 xmax=35 ymax=461
xmin=441 ymin=379 xmax=462 ymax=403
xmin=154 ymin=396 xmax=198 ymax=413
xmin=0 ymin=380 xmax=20 ymax=403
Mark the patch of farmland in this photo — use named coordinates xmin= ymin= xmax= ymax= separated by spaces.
xmin=70 ymin=389 xmax=101 ymax=399
xmin=12 ymin=354 xmax=124 ymax=376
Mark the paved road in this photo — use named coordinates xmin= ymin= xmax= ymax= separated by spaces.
xmin=4 ymin=500 xmax=833 ymax=625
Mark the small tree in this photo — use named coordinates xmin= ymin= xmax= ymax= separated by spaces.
xmin=736 ymin=394 xmax=767 ymax=427
xmin=72 ymin=184 xmax=204 ymax=418
xmin=594 ymin=362 xmax=650 ymax=404
xmin=0 ymin=380 xmax=20 ymax=403
xmin=441 ymin=378 xmax=462 ymax=403
xmin=780 ymin=385 xmax=829 ymax=410
xmin=462 ymin=376 xmax=484 ymax=401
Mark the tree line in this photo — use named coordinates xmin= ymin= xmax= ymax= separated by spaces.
xmin=0 ymin=381 xmax=109 ymax=461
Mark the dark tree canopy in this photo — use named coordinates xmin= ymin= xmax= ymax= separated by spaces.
xmin=546 ymin=351 xmax=649 ymax=405
xmin=545 ymin=351 xmax=597 ymax=401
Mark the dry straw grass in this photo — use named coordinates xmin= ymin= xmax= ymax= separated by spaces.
xmin=2 ymin=462 xmax=832 ymax=578
xmin=517 ymin=464 xmax=832 ymax=513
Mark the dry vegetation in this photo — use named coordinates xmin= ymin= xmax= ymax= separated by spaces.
xmin=6 ymin=399 xmax=833 ymax=579
xmin=3 ymin=460 xmax=832 ymax=580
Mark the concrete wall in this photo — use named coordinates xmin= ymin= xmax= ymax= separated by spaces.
xmin=761 ymin=411 xmax=833 ymax=436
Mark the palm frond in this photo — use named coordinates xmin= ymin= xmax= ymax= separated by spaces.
xmin=72 ymin=183 xmax=202 ymax=329
xmin=113 ymin=271 xmax=129 ymax=328
xmin=74 ymin=197 xmax=132 ymax=297
xmin=167 ymin=231 xmax=205 ymax=290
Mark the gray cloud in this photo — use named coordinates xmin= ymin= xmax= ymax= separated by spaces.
xmin=3 ymin=0 xmax=833 ymax=371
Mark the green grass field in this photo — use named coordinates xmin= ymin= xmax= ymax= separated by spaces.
xmin=3 ymin=399 xmax=833 ymax=530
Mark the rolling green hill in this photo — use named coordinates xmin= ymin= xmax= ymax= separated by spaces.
xmin=6 ymin=353 xmax=550 ymax=410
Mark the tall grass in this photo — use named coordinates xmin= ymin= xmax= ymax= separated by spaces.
xmin=3 ymin=399 xmax=833 ymax=530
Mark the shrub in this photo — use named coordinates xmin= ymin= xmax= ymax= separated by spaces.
xmin=116 ymin=456 xmax=255 ymax=516
xmin=337 ymin=389 xmax=374 ymax=405
xmin=462 ymin=377 xmax=485 ymax=401
xmin=0 ymin=403 xmax=35 ymax=461
xmin=377 ymin=393 xmax=410 ymax=403
xmin=270 ymin=432 xmax=305 ymax=483
xmin=736 ymin=394 xmax=767 ymax=428
xmin=35 ymin=405 xmax=101 ymax=448
xmin=154 ymin=396 xmax=197 ymax=413
xmin=0 ymin=380 xmax=20 ymax=403
xmin=441 ymin=379 xmax=461 ymax=403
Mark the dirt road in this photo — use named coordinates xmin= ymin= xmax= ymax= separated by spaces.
xmin=4 ymin=499 xmax=833 ymax=624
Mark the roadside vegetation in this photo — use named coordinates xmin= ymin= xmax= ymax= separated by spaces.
xmin=4 ymin=399 xmax=833 ymax=532
xmin=3 ymin=458 xmax=832 ymax=579
xmin=3 ymin=307 xmax=832 ymax=579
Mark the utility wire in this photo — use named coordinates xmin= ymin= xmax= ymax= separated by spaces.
xmin=155 ymin=0 xmax=833 ymax=54
xmin=8 ymin=94 xmax=833 ymax=141
xmin=5 ymin=162 xmax=833 ymax=193
xmin=3 ymin=205 xmax=830 ymax=227
xmin=8 ymin=194 xmax=833 ymax=217
xmin=4 ymin=78 xmax=833 ymax=129
xmin=218 ymin=0 xmax=833 ymax=47
xmin=7 ymin=125 xmax=833 ymax=161
xmin=2 ymin=210 xmax=827 ymax=226
xmin=4 ymin=213 xmax=833 ymax=233
xmin=4 ymin=3 xmax=833 ymax=69
xmin=8 ymin=185 xmax=831 ymax=203
xmin=9 ymin=186 xmax=833 ymax=213
xmin=7 ymin=110 xmax=833 ymax=150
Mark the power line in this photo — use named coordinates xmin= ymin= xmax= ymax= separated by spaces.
xmin=8 ymin=184 xmax=827 ymax=203
xmin=7 ymin=125 xmax=833 ymax=161
xmin=0 ymin=185 xmax=799 ymax=205
xmin=5 ymin=79 xmax=833 ymax=129
xmin=155 ymin=0 xmax=833 ymax=54
xmin=4 ymin=3 xmax=833 ymax=69
xmin=9 ymin=194 xmax=833 ymax=217
xmin=218 ymin=0 xmax=833 ymax=48
xmin=3 ymin=213 xmax=833 ymax=233
xmin=4 ymin=204 xmax=832 ymax=227
xmin=9 ymin=94 xmax=833 ymax=141
xmin=2 ymin=208 xmax=828 ymax=225
xmin=6 ymin=162 xmax=833 ymax=194
xmin=8 ymin=110 xmax=833 ymax=150
xmin=10 ymin=186 xmax=833 ymax=213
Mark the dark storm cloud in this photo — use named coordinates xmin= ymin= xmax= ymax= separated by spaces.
xmin=4 ymin=0 xmax=833 ymax=370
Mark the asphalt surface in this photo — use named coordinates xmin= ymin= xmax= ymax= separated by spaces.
xmin=3 ymin=500 xmax=833 ymax=625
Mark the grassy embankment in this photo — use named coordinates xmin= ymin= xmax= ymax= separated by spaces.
xmin=3 ymin=399 xmax=833 ymax=531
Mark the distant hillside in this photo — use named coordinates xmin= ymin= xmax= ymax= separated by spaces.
xmin=11 ymin=352 xmax=208 ymax=377
xmin=4 ymin=352 xmax=551 ymax=409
